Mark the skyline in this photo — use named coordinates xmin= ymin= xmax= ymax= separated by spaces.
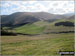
xmin=0 ymin=0 xmax=75 ymax=15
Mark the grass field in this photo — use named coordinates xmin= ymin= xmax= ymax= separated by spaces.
xmin=1 ymin=33 xmax=74 ymax=55
xmin=15 ymin=24 xmax=46 ymax=34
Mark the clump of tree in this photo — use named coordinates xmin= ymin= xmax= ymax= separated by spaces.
xmin=55 ymin=21 xmax=74 ymax=27
xmin=1 ymin=27 xmax=17 ymax=36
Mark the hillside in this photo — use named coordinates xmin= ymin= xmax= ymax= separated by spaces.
xmin=15 ymin=18 xmax=74 ymax=34
xmin=1 ymin=13 xmax=40 ymax=27
xmin=1 ymin=12 xmax=66 ymax=27
xmin=67 ymin=15 xmax=75 ymax=20
xmin=15 ymin=23 xmax=46 ymax=34
xmin=1 ymin=12 xmax=74 ymax=34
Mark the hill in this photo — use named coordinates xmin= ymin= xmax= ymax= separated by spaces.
xmin=1 ymin=12 xmax=65 ymax=27
xmin=1 ymin=12 xmax=40 ymax=27
xmin=15 ymin=18 xmax=74 ymax=34
xmin=67 ymin=15 xmax=75 ymax=20
xmin=1 ymin=12 xmax=74 ymax=34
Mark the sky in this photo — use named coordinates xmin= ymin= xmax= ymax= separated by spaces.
xmin=0 ymin=0 xmax=75 ymax=15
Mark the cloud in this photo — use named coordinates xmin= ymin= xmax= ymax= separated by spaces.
xmin=1 ymin=0 xmax=74 ymax=15
xmin=48 ymin=1 xmax=74 ymax=14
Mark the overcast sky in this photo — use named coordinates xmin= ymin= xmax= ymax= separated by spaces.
xmin=0 ymin=0 xmax=75 ymax=15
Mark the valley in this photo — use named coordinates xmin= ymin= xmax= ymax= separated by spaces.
xmin=1 ymin=12 xmax=75 ymax=55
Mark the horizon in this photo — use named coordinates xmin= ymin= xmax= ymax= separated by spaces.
xmin=1 ymin=0 xmax=75 ymax=15
xmin=0 ymin=11 xmax=75 ymax=16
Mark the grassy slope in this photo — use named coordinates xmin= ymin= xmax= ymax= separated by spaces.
xmin=15 ymin=23 xmax=46 ymax=34
xmin=15 ymin=19 xmax=74 ymax=34
xmin=43 ymin=19 xmax=74 ymax=33
xmin=1 ymin=33 xmax=74 ymax=55
xmin=15 ymin=21 xmax=49 ymax=34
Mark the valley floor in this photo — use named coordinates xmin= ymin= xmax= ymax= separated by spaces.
xmin=1 ymin=33 xmax=74 ymax=55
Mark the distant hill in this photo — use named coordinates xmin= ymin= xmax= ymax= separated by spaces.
xmin=1 ymin=12 xmax=40 ymax=27
xmin=30 ymin=12 xmax=65 ymax=20
xmin=67 ymin=15 xmax=75 ymax=20
xmin=1 ymin=12 xmax=74 ymax=34
xmin=1 ymin=12 xmax=74 ymax=27
xmin=64 ymin=13 xmax=75 ymax=17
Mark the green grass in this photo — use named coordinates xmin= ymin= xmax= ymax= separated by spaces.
xmin=34 ymin=21 xmax=49 ymax=26
xmin=43 ymin=19 xmax=74 ymax=33
xmin=15 ymin=24 xmax=46 ymax=34
xmin=1 ymin=33 xmax=74 ymax=55
xmin=11 ymin=19 xmax=74 ymax=34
